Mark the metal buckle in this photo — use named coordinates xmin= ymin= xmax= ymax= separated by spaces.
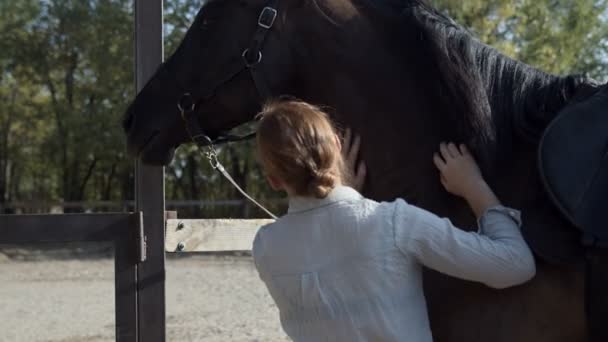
xmin=258 ymin=7 xmax=277 ymax=29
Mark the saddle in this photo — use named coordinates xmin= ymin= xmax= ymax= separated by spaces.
xmin=539 ymin=84 xmax=608 ymax=247
xmin=538 ymin=83 xmax=608 ymax=342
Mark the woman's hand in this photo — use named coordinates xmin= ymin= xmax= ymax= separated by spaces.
xmin=433 ymin=143 xmax=482 ymax=198
xmin=433 ymin=142 xmax=500 ymax=217
xmin=342 ymin=128 xmax=367 ymax=192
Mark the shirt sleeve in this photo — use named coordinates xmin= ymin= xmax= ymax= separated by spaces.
xmin=392 ymin=199 xmax=536 ymax=289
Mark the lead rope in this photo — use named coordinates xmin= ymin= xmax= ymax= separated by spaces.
xmin=202 ymin=143 xmax=278 ymax=220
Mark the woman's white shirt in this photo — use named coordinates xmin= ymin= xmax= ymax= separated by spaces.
xmin=253 ymin=186 xmax=535 ymax=342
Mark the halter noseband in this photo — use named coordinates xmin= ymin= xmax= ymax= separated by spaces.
xmin=178 ymin=0 xmax=279 ymax=148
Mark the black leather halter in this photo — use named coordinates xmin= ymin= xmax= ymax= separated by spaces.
xmin=177 ymin=0 xmax=279 ymax=147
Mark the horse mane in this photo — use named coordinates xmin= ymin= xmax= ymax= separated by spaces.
xmin=353 ymin=0 xmax=594 ymax=172
xmin=411 ymin=2 xmax=499 ymax=164
xmin=349 ymin=0 xmax=496 ymax=168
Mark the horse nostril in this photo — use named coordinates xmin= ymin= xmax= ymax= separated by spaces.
xmin=123 ymin=111 xmax=135 ymax=133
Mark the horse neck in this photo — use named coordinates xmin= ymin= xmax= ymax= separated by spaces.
xmin=283 ymin=2 xmax=429 ymax=124
xmin=279 ymin=2 xmax=598 ymax=209
xmin=284 ymin=32 xmax=449 ymax=205
xmin=407 ymin=5 xmax=599 ymax=172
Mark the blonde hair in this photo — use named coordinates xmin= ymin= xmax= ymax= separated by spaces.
xmin=256 ymin=100 xmax=346 ymax=198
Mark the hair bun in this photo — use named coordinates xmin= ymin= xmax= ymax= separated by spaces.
xmin=256 ymin=99 xmax=342 ymax=198
xmin=308 ymin=169 xmax=336 ymax=198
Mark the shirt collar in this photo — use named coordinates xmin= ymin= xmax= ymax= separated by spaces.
xmin=287 ymin=186 xmax=363 ymax=214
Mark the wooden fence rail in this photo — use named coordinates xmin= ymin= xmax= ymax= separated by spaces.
xmin=165 ymin=219 xmax=275 ymax=252
xmin=0 ymin=199 xmax=287 ymax=214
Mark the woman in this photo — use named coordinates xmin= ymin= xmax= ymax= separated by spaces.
xmin=253 ymin=99 xmax=535 ymax=342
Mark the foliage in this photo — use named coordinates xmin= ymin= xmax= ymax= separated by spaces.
xmin=0 ymin=0 xmax=606 ymax=216
xmin=433 ymin=0 xmax=608 ymax=78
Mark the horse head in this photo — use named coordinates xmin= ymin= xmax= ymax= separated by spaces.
xmin=124 ymin=0 xmax=299 ymax=165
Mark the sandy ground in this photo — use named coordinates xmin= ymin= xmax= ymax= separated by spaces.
xmin=0 ymin=255 xmax=289 ymax=342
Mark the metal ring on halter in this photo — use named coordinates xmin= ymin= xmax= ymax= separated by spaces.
xmin=177 ymin=93 xmax=196 ymax=115
xmin=242 ymin=49 xmax=262 ymax=67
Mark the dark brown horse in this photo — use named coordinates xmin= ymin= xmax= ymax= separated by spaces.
xmin=124 ymin=0 xmax=603 ymax=340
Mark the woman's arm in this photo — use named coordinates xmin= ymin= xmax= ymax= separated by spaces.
xmin=394 ymin=200 xmax=535 ymax=289
xmin=394 ymin=142 xmax=536 ymax=289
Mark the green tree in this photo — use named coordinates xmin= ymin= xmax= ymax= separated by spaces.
xmin=0 ymin=0 xmax=134 ymax=212
xmin=0 ymin=0 xmax=51 ymax=212
xmin=433 ymin=0 xmax=608 ymax=78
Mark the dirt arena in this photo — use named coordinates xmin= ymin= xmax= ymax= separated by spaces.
xmin=0 ymin=252 xmax=289 ymax=342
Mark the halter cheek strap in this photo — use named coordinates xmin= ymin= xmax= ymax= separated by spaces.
xmin=243 ymin=3 xmax=279 ymax=99
xmin=178 ymin=0 xmax=280 ymax=147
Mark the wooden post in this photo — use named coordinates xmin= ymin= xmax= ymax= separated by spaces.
xmin=134 ymin=1 xmax=166 ymax=341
